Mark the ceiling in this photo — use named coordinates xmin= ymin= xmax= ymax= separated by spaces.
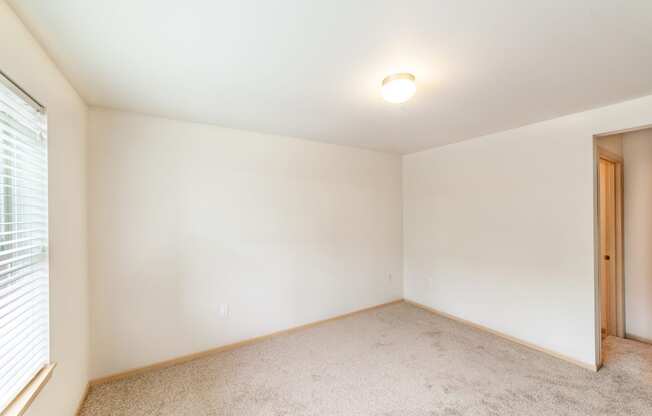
xmin=8 ymin=0 xmax=652 ymax=154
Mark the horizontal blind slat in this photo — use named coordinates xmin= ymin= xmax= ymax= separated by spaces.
xmin=0 ymin=148 xmax=47 ymax=170
xmin=0 ymin=260 xmax=47 ymax=281
xmin=0 ymin=271 xmax=44 ymax=297
xmin=0 ymin=279 xmax=45 ymax=311
xmin=0 ymin=162 xmax=47 ymax=181
xmin=0 ymin=243 xmax=43 ymax=258
xmin=0 ymin=337 xmax=47 ymax=376
xmin=0 ymin=108 xmax=44 ymax=142
xmin=0 ymin=320 xmax=46 ymax=359
xmin=0 ymin=92 xmax=42 ymax=126
xmin=0 ymin=140 xmax=45 ymax=165
xmin=0 ymin=273 xmax=44 ymax=298
xmin=0 ymin=133 xmax=47 ymax=159
xmin=0 ymin=173 xmax=46 ymax=187
xmin=0 ymin=327 xmax=46 ymax=377
xmin=0 ymin=93 xmax=45 ymax=131
xmin=0 ymin=345 xmax=47 ymax=395
xmin=0 ymin=309 xmax=46 ymax=338
xmin=0 ymin=228 xmax=47 ymax=237
xmin=0 ymin=236 xmax=47 ymax=248
xmin=0 ymin=289 xmax=46 ymax=322
xmin=0 ymin=106 xmax=45 ymax=140
xmin=0 ymin=332 xmax=47 ymax=370
xmin=0 ymin=251 xmax=46 ymax=268
xmin=0 ymin=220 xmax=45 ymax=226
xmin=0 ymin=194 xmax=46 ymax=204
xmin=0 ymin=182 xmax=46 ymax=194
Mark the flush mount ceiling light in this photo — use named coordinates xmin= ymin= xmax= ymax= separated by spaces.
xmin=381 ymin=72 xmax=416 ymax=103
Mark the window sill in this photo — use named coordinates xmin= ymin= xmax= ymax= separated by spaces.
xmin=1 ymin=364 xmax=55 ymax=416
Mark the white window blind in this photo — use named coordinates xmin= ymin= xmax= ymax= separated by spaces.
xmin=0 ymin=73 xmax=49 ymax=411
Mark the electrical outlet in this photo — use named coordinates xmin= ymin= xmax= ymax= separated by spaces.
xmin=388 ymin=273 xmax=393 ymax=282
xmin=219 ymin=304 xmax=229 ymax=318
xmin=428 ymin=277 xmax=434 ymax=289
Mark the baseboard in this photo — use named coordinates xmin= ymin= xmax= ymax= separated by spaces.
xmin=404 ymin=299 xmax=598 ymax=372
xmin=90 ymin=299 xmax=404 ymax=386
xmin=626 ymin=333 xmax=652 ymax=345
xmin=74 ymin=382 xmax=90 ymax=415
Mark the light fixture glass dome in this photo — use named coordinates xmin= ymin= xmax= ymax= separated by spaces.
xmin=381 ymin=73 xmax=416 ymax=103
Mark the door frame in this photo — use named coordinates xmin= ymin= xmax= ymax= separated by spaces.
xmin=595 ymin=144 xmax=625 ymax=368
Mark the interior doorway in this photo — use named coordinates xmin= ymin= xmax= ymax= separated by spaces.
xmin=594 ymin=126 xmax=652 ymax=369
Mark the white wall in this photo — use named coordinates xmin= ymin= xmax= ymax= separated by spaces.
xmin=0 ymin=2 xmax=88 ymax=415
xmin=623 ymin=128 xmax=652 ymax=342
xmin=403 ymin=96 xmax=652 ymax=368
xmin=88 ymin=109 xmax=403 ymax=378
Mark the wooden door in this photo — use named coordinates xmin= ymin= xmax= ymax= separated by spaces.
xmin=598 ymin=158 xmax=617 ymax=338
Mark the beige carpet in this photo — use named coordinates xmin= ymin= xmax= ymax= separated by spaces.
xmin=79 ymin=302 xmax=652 ymax=416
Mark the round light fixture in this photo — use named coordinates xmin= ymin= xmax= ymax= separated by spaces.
xmin=381 ymin=72 xmax=416 ymax=103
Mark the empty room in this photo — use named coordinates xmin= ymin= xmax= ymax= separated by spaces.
xmin=1 ymin=1 xmax=652 ymax=415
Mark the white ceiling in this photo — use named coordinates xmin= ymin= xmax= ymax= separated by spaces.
xmin=8 ymin=0 xmax=652 ymax=154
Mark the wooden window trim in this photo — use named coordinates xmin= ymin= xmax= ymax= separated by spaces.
xmin=1 ymin=364 xmax=55 ymax=416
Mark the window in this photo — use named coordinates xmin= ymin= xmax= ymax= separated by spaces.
xmin=0 ymin=72 xmax=49 ymax=412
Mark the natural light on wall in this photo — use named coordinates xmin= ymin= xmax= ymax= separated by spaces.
xmin=0 ymin=72 xmax=49 ymax=412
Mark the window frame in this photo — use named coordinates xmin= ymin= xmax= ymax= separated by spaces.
xmin=0 ymin=69 xmax=53 ymax=416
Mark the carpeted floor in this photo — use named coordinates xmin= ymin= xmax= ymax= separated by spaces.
xmin=79 ymin=302 xmax=652 ymax=416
